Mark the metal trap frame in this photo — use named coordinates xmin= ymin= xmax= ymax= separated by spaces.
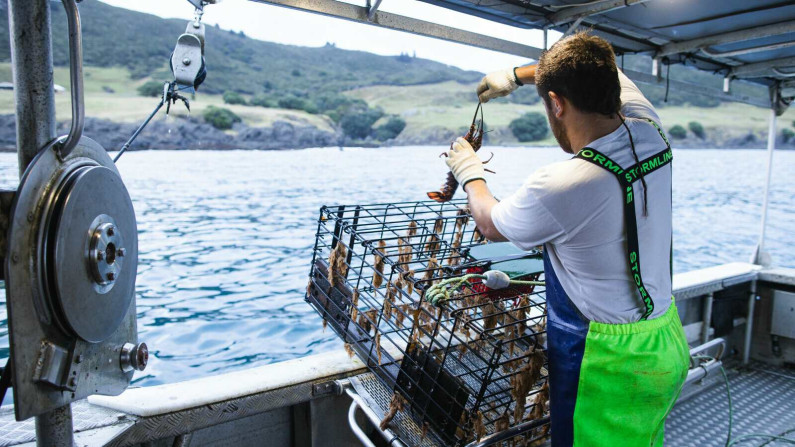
xmin=306 ymin=200 xmax=550 ymax=446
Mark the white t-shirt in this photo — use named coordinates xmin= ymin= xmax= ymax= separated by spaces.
xmin=491 ymin=72 xmax=672 ymax=324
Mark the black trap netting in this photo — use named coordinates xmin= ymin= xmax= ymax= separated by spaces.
xmin=306 ymin=200 xmax=551 ymax=446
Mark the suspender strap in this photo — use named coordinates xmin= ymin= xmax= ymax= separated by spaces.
xmin=575 ymin=146 xmax=672 ymax=320
xmin=642 ymin=118 xmax=675 ymax=282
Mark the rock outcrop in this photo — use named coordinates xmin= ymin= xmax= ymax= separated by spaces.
xmin=0 ymin=115 xmax=342 ymax=151
xmin=0 ymin=114 xmax=791 ymax=151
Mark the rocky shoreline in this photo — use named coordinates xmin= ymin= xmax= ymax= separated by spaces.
xmin=0 ymin=114 xmax=791 ymax=151
xmin=0 ymin=114 xmax=343 ymax=152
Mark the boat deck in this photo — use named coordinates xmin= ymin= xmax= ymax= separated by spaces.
xmin=0 ymin=263 xmax=792 ymax=446
xmin=0 ymin=364 xmax=791 ymax=446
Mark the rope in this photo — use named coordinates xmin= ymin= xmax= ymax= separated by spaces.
xmin=721 ymin=365 xmax=734 ymax=447
xmin=664 ymin=58 xmax=671 ymax=103
xmin=425 ymin=274 xmax=483 ymax=306
xmin=718 ymin=362 xmax=795 ymax=446
xmin=114 ymin=81 xmax=191 ymax=163
xmin=424 ymin=272 xmax=544 ymax=306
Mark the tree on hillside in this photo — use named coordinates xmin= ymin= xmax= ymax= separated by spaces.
xmin=509 ymin=112 xmax=549 ymax=142
xmin=315 ymin=93 xmax=366 ymax=116
xmin=203 ymin=106 xmax=241 ymax=130
xmin=137 ymin=80 xmax=164 ymax=97
xmin=223 ymin=91 xmax=247 ymax=105
xmin=688 ymin=121 xmax=705 ymax=139
xmin=373 ymin=116 xmax=407 ymax=141
xmin=277 ymin=95 xmax=318 ymax=114
xmin=339 ymin=107 xmax=384 ymax=139
xmin=669 ymin=125 xmax=687 ymax=140
xmin=250 ymin=94 xmax=275 ymax=108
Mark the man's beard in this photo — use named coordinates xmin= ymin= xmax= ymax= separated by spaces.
xmin=549 ymin=114 xmax=573 ymax=154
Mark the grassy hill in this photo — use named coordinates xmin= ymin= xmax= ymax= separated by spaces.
xmin=0 ymin=0 xmax=791 ymax=148
xmin=0 ymin=0 xmax=481 ymax=95
xmin=350 ymin=81 xmax=789 ymax=147
xmin=0 ymin=62 xmax=782 ymax=148
xmin=0 ymin=63 xmax=337 ymax=131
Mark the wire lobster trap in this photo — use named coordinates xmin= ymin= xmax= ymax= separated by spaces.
xmin=306 ymin=200 xmax=550 ymax=446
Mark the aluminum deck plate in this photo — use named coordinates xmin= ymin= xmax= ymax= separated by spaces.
xmin=0 ymin=399 xmax=134 ymax=446
xmin=666 ymin=363 xmax=795 ymax=447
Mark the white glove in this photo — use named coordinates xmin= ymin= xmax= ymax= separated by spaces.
xmin=445 ymin=137 xmax=485 ymax=187
xmin=476 ymin=67 xmax=520 ymax=103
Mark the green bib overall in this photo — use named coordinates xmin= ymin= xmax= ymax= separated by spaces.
xmin=545 ymin=119 xmax=689 ymax=447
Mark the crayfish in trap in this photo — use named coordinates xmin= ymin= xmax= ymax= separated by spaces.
xmin=427 ymin=102 xmax=494 ymax=203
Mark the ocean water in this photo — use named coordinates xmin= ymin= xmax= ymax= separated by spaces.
xmin=0 ymin=147 xmax=792 ymax=386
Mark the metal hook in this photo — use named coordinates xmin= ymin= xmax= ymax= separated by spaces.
xmin=193 ymin=8 xmax=203 ymax=27
xmin=185 ymin=0 xmax=217 ymax=14
xmin=185 ymin=0 xmax=205 ymax=10
xmin=55 ymin=0 xmax=84 ymax=160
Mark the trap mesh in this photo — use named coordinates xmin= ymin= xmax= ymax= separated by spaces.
xmin=306 ymin=200 xmax=551 ymax=446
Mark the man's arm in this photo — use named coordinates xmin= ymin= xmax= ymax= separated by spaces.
xmin=445 ymin=139 xmax=567 ymax=249
xmin=514 ymin=64 xmax=536 ymax=86
xmin=618 ymin=70 xmax=661 ymax=124
xmin=463 ymin=180 xmax=507 ymax=242
xmin=477 ymin=64 xmax=537 ymax=103
xmin=443 ymin=138 xmax=504 ymax=241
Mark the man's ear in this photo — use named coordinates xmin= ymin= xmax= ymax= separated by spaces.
xmin=548 ymin=91 xmax=564 ymax=118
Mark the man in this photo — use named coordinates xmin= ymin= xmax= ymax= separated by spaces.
xmin=444 ymin=32 xmax=689 ymax=446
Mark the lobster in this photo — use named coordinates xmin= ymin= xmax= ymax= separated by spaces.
xmin=427 ymin=102 xmax=493 ymax=202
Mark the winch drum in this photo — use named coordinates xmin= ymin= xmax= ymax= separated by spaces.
xmin=44 ymin=164 xmax=137 ymax=343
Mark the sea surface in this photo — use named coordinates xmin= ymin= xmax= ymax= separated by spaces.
xmin=0 ymin=147 xmax=792 ymax=386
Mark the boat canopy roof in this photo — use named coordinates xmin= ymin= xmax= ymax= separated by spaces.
xmin=249 ymin=0 xmax=795 ymax=111
xmin=421 ymin=0 xmax=795 ymax=87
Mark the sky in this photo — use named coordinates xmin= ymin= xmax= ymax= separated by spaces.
xmin=98 ymin=0 xmax=561 ymax=73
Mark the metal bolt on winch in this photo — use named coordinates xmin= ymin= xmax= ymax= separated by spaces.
xmin=120 ymin=343 xmax=148 ymax=373
xmin=88 ymin=218 xmax=126 ymax=291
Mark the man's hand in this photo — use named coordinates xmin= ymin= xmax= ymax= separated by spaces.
xmin=476 ymin=68 xmax=520 ymax=103
xmin=445 ymin=137 xmax=485 ymax=187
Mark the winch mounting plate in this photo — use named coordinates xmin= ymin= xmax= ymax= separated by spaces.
xmin=4 ymin=136 xmax=139 ymax=421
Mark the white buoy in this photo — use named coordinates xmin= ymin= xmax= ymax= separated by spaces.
xmin=483 ymin=270 xmax=511 ymax=289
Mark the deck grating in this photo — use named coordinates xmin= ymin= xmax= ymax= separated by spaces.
xmin=666 ymin=363 xmax=795 ymax=447
xmin=0 ymin=400 xmax=131 ymax=446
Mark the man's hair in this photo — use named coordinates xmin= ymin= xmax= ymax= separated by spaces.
xmin=535 ymin=32 xmax=621 ymax=116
